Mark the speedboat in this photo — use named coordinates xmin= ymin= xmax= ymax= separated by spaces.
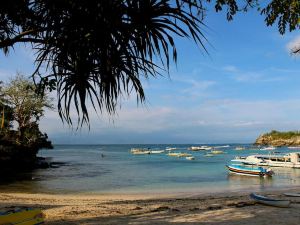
xmin=226 ymin=164 xmax=274 ymax=177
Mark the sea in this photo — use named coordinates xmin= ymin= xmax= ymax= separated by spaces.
xmin=1 ymin=144 xmax=300 ymax=195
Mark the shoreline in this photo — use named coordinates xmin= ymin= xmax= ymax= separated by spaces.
xmin=1 ymin=187 xmax=300 ymax=224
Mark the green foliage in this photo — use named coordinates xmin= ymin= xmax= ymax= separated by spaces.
xmin=0 ymin=74 xmax=53 ymax=142
xmin=0 ymin=1 xmax=299 ymax=126
xmin=265 ymin=130 xmax=300 ymax=139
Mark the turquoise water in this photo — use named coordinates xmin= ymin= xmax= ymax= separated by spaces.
xmin=1 ymin=144 xmax=300 ymax=194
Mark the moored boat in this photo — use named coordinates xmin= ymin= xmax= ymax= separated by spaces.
xmin=186 ymin=156 xmax=195 ymax=160
xmin=250 ymin=193 xmax=290 ymax=207
xmin=150 ymin=150 xmax=165 ymax=154
xmin=231 ymin=153 xmax=300 ymax=168
xmin=226 ymin=164 xmax=274 ymax=177
xmin=211 ymin=150 xmax=224 ymax=154
xmin=166 ymin=147 xmax=177 ymax=151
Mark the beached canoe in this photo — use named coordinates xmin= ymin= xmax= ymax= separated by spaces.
xmin=0 ymin=207 xmax=45 ymax=224
xmin=283 ymin=193 xmax=300 ymax=197
xmin=250 ymin=193 xmax=291 ymax=207
xmin=226 ymin=164 xmax=273 ymax=177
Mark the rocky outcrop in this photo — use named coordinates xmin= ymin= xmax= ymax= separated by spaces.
xmin=255 ymin=132 xmax=300 ymax=147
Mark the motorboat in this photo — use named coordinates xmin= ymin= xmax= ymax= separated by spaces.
xmin=235 ymin=147 xmax=245 ymax=150
xmin=232 ymin=153 xmax=300 ymax=168
xmin=250 ymin=193 xmax=290 ymax=207
xmin=227 ymin=164 xmax=273 ymax=177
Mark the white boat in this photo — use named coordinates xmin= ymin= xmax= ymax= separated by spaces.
xmin=250 ymin=193 xmax=290 ymax=207
xmin=288 ymin=146 xmax=300 ymax=149
xmin=235 ymin=147 xmax=245 ymax=150
xmin=283 ymin=192 xmax=300 ymax=197
xmin=260 ymin=146 xmax=276 ymax=150
xmin=150 ymin=150 xmax=165 ymax=154
xmin=132 ymin=151 xmax=150 ymax=155
xmin=211 ymin=150 xmax=224 ymax=154
xmin=214 ymin=145 xmax=230 ymax=148
xmin=227 ymin=165 xmax=273 ymax=177
xmin=232 ymin=152 xmax=300 ymax=168
xmin=167 ymin=152 xmax=181 ymax=157
xmin=188 ymin=146 xmax=212 ymax=151
xmin=186 ymin=156 xmax=195 ymax=160
xmin=204 ymin=153 xmax=214 ymax=157
xmin=166 ymin=147 xmax=177 ymax=151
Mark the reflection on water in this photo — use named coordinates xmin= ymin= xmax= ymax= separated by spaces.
xmin=1 ymin=144 xmax=300 ymax=194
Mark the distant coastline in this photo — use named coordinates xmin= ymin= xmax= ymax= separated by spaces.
xmin=255 ymin=130 xmax=300 ymax=146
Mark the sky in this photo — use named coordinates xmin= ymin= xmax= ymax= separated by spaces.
xmin=1 ymin=7 xmax=300 ymax=144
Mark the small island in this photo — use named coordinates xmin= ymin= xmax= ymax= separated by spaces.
xmin=255 ymin=130 xmax=300 ymax=147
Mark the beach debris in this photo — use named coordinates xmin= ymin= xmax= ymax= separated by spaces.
xmin=133 ymin=206 xmax=142 ymax=210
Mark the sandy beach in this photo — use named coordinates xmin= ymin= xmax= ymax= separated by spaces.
xmin=1 ymin=189 xmax=300 ymax=225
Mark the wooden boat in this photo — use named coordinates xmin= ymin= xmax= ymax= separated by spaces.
xmin=250 ymin=193 xmax=291 ymax=207
xmin=226 ymin=164 xmax=274 ymax=177
xmin=0 ymin=207 xmax=45 ymax=224
xmin=283 ymin=192 xmax=300 ymax=197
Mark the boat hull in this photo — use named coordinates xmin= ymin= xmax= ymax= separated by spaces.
xmin=226 ymin=165 xmax=273 ymax=177
xmin=250 ymin=193 xmax=290 ymax=207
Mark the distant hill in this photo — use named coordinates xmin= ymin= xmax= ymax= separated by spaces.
xmin=255 ymin=130 xmax=300 ymax=146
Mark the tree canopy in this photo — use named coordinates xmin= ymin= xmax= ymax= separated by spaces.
xmin=0 ymin=0 xmax=299 ymax=126
xmin=1 ymin=74 xmax=53 ymax=141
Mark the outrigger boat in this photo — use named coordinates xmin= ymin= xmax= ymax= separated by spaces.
xmin=226 ymin=164 xmax=274 ymax=177
xmin=250 ymin=193 xmax=290 ymax=207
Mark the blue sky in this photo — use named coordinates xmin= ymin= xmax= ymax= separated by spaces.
xmin=1 ymin=8 xmax=300 ymax=144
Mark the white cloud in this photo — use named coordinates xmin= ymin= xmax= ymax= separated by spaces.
xmin=40 ymin=97 xmax=300 ymax=144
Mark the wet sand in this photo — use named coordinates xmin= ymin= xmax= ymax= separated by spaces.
xmin=1 ymin=189 xmax=300 ymax=225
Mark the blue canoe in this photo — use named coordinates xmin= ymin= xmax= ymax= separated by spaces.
xmin=226 ymin=164 xmax=273 ymax=177
xmin=250 ymin=193 xmax=291 ymax=207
